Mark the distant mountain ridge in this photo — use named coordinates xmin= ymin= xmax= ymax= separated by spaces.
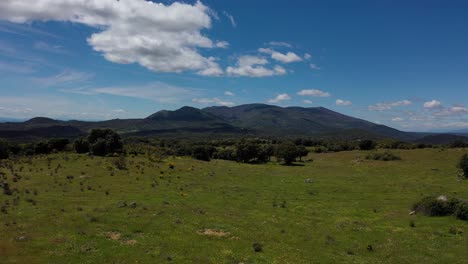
xmin=0 ymin=103 xmax=459 ymax=142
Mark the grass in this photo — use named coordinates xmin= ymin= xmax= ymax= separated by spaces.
xmin=0 ymin=148 xmax=467 ymax=263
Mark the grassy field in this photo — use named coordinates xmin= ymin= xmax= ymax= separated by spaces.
xmin=0 ymin=148 xmax=467 ymax=263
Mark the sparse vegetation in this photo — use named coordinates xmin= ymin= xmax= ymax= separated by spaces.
xmin=366 ymin=151 xmax=401 ymax=161
xmin=458 ymin=154 xmax=468 ymax=179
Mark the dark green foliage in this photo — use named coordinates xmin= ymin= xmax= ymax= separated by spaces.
xmin=88 ymin=129 xmax=123 ymax=156
xmin=252 ymin=242 xmax=263 ymax=252
xmin=296 ymin=145 xmax=309 ymax=161
xmin=458 ymin=154 xmax=468 ymax=178
xmin=236 ymin=140 xmax=261 ymax=163
xmin=0 ymin=140 xmax=9 ymax=159
xmin=450 ymin=139 xmax=467 ymax=148
xmin=359 ymin=139 xmax=376 ymax=150
xmin=213 ymin=148 xmax=236 ymax=161
xmin=34 ymin=141 xmax=51 ymax=154
xmin=454 ymin=202 xmax=468 ymax=220
xmin=90 ymin=138 xmax=107 ymax=156
xmin=276 ymin=141 xmax=300 ymax=165
xmin=412 ymin=196 xmax=465 ymax=220
xmin=47 ymin=138 xmax=70 ymax=151
xmin=366 ymin=152 xmax=401 ymax=161
xmin=74 ymin=137 xmax=90 ymax=154
xmin=191 ymin=145 xmax=215 ymax=161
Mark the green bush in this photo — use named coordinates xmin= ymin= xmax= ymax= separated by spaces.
xmin=275 ymin=141 xmax=300 ymax=165
xmin=454 ymin=202 xmax=468 ymax=220
xmin=458 ymin=154 xmax=468 ymax=178
xmin=191 ymin=145 xmax=215 ymax=161
xmin=0 ymin=140 xmax=9 ymax=160
xmin=359 ymin=139 xmax=376 ymax=150
xmin=366 ymin=151 xmax=401 ymax=161
xmin=88 ymin=129 xmax=123 ymax=156
xmin=74 ymin=137 xmax=90 ymax=154
xmin=412 ymin=196 xmax=461 ymax=217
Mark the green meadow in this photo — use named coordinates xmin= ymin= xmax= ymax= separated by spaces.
xmin=1 ymin=148 xmax=467 ymax=263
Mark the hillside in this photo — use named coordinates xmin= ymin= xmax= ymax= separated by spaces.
xmin=0 ymin=104 xmax=421 ymax=140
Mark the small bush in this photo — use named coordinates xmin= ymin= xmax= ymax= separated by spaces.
xmin=252 ymin=242 xmax=263 ymax=252
xmin=413 ymin=196 xmax=467 ymax=220
xmin=458 ymin=154 xmax=468 ymax=179
xmin=454 ymin=202 xmax=468 ymax=220
xmin=366 ymin=152 xmax=401 ymax=161
xmin=359 ymin=139 xmax=376 ymax=150
xmin=113 ymin=155 xmax=127 ymax=170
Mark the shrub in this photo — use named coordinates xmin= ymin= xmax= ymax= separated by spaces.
xmin=236 ymin=140 xmax=261 ymax=163
xmin=113 ymin=155 xmax=127 ymax=170
xmin=88 ymin=129 xmax=123 ymax=156
xmin=458 ymin=154 xmax=468 ymax=178
xmin=48 ymin=138 xmax=70 ymax=151
xmin=275 ymin=141 xmax=300 ymax=165
xmin=213 ymin=148 xmax=236 ymax=161
xmin=359 ymin=139 xmax=376 ymax=150
xmin=454 ymin=202 xmax=468 ymax=220
xmin=412 ymin=196 xmax=461 ymax=217
xmin=0 ymin=140 xmax=9 ymax=160
xmin=74 ymin=137 xmax=90 ymax=153
xmin=191 ymin=145 xmax=215 ymax=161
xmin=366 ymin=152 xmax=401 ymax=161
xmin=34 ymin=141 xmax=51 ymax=154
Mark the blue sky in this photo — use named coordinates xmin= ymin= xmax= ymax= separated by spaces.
xmin=0 ymin=0 xmax=467 ymax=131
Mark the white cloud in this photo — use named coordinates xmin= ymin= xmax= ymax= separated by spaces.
xmin=259 ymin=48 xmax=302 ymax=63
xmin=222 ymin=11 xmax=236 ymax=27
xmin=303 ymin=100 xmax=313 ymax=104
xmin=226 ymin=55 xmax=286 ymax=77
xmin=268 ymin=41 xmax=293 ymax=48
xmin=336 ymin=99 xmax=352 ymax=106
xmin=423 ymin=100 xmax=442 ymax=109
xmin=33 ymin=41 xmax=67 ymax=54
xmin=192 ymin=97 xmax=234 ymax=106
xmin=434 ymin=105 xmax=468 ymax=116
xmin=34 ymin=70 xmax=93 ymax=86
xmin=309 ymin=64 xmax=321 ymax=70
xmin=0 ymin=0 xmax=224 ymax=76
xmin=224 ymin=91 xmax=235 ymax=96
xmin=268 ymin=93 xmax=291 ymax=103
xmin=304 ymin=53 xmax=312 ymax=60
xmin=62 ymin=81 xmax=194 ymax=104
xmin=391 ymin=117 xmax=404 ymax=122
xmin=297 ymin=89 xmax=331 ymax=97
xmin=368 ymin=100 xmax=412 ymax=111
xmin=215 ymin=41 xmax=229 ymax=49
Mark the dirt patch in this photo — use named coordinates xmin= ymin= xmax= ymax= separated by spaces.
xmin=105 ymin=232 xmax=121 ymax=241
xmin=123 ymin=239 xmax=137 ymax=245
xmin=197 ymin=229 xmax=230 ymax=237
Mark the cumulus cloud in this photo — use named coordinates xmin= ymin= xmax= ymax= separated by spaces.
xmin=259 ymin=48 xmax=302 ymax=63
xmin=268 ymin=93 xmax=291 ymax=103
xmin=368 ymin=100 xmax=412 ymax=111
xmin=297 ymin=89 xmax=330 ymax=97
xmin=304 ymin=53 xmax=312 ymax=60
xmin=423 ymin=100 xmax=442 ymax=109
xmin=335 ymin=99 xmax=352 ymax=106
xmin=303 ymin=100 xmax=313 ymax=104
xmin=192 ymin=97 xmax=235 ymax=106
xmin=226 ymin=55 xmax=286 ymax=77
xmin=224 ymin=91 xmax=235 ymax=96
xmin=0 ymin=0 xmax=225 ymax=76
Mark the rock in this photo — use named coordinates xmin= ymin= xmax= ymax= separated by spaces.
xmin=129 ymin=202 xmax=137 ymax=208
xmin=304 ymin=178 xmax=313 ymax=183
xmin=117 ymin=202 xmax=127 ymax=208
xmin=409 ymin=211 xmax=416 ymax=215
xmin=437 ymin=195 xmax=448 ymax=202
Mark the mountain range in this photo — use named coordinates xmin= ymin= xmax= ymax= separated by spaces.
xmin=0 ymin=104 xmax=465 ymax=143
